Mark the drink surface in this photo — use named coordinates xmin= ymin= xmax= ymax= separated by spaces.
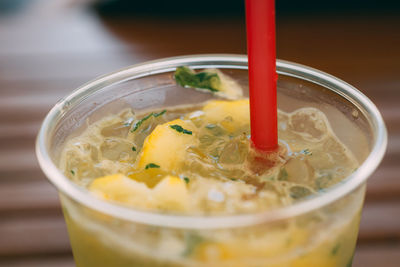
xmin=60 ymin=99 xmax=358 ymax=215
xmin=57 ymin=68 xmax=362 ymax=266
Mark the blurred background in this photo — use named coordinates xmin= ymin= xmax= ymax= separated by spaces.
xmin=0 ymin=0 xmax=399 ymax=266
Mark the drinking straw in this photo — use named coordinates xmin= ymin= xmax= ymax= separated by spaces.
xmin=245 ymin=0 xmax=278 ymax=151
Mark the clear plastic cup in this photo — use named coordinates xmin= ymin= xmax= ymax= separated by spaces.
xmin=36 ymin=55 xmax=387 ymax=267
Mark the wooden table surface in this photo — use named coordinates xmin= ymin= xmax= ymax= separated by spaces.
xmin=0 ymin=3 xmax=399 ymax=267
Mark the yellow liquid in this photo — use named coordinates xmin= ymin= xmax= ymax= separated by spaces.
xmin=61 ymin=185 xmax=363 ymax=267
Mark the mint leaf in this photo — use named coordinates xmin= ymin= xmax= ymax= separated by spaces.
xmin=170 ymin=124 xmax=192 ymax=135
xmin=331 ymin=243 xmax=340 ymax=256
xmin=153 ymin=109 xmax=166 ymax=117
xmin=290 ymin=186 xmax=312 ymax=199
xmin=131 ymin=110 xmax=166 ymax=132
xmin=132 ymin=113 xmax=153 ymax=132
xmin=182 ymin=234 xmax=203 ymax=257
xmin=174 ymin=66 xmax=221 ymax=92
xmin=145 ymin=163 xmax=160 ymax=169
xmin=278 ymin=167 xmax=288 ymax=181
xmin=300 ymin=148 xmax=312 ymax=155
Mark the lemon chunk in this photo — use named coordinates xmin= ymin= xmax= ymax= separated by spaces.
xmin=89 ymin=174 xmax=189 ymax=211
xmin=89 ymin=173 xmax=153 ymax=208
xmin=137 ymin=119 xmax=198 ymax=171
xmin=153 ymin=175 xmax=189 ymax=211
xmin=202 ymin=99 xmax=250 ymax=132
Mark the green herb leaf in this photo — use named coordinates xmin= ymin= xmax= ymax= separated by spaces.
xmin=153 ymin=109 xmax=166 ymax=117
xmin=174 ymin=66 xmax=221 ymax=92
xmin=331 ymin=243 xmax=340 ymax=256
xmin=132 ymin=113 xmax=152 ymax=132
xmin=70 ymin=170 xmax=75 ymax=175
xmin=182 ymin=234 xmax=204 ymax=257
xmin=170 ymin=124 xmax=192 ymax=135
xmin=145 ymin=163 xmax=160 ymax=170
xmin=300 ymin=148 xmax=312 ymax=155
xmin=183 ymin=177 xmax=190 ymax=184
xmin=346 ymin=256 xmax=354 ymax=267
xmin=290 ymin=186 xmax=312 ymax=199
xmin=131 ymin=146 xmax=137 ymax=152
xmin=131 ymin=110 xmax=166 ymax=132
xmin=316 ymin=173 xmax=333 ymax=190
xmin=278 ymin=168 xmax=288 ymax=181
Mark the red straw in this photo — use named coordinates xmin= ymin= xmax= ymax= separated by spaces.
xmin=245 ymin=0 xmax=278 ymax=151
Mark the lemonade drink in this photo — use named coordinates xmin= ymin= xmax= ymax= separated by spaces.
xmin=36 ymin=55 xmax=387 ymax=267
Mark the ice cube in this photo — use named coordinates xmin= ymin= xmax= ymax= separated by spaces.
xmin=100 ymin=137 xmax=136 ymax=161
xmin=289 ymin=108 xmax=328 ymax=141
